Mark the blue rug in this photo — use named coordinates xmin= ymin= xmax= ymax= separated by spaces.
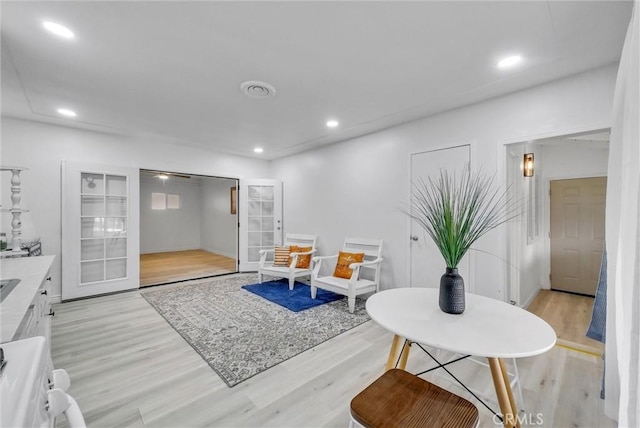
xmin=242 ymin=279 xmax=344 ymax=312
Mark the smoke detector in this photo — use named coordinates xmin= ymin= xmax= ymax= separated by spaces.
xmin=240 ymin=80 xmax=276 ymax=98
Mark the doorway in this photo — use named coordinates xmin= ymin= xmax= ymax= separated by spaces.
xmin=504 ymin=130 xmax=609 ymax=303
xmin=139 ymin=170 xmax=238 ymax=286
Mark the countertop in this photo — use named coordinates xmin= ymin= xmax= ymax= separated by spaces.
xmin=0 ymin=255 xmax=55 ymax=343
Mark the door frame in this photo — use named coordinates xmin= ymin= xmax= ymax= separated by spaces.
xmin=499 ymin=126 xmax=610 ymax=307
xmin=138 ymin=169 xmax=240 ymax=285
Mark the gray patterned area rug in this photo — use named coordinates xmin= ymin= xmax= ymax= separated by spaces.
xmin=141 ymin=273 xmax=370 ymax=387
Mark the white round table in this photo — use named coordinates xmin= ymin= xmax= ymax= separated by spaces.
xmin=366 ymin=288 xmax=556 ymax=428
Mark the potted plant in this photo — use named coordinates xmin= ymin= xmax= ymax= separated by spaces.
xmin=407 ymin=164 xmax=517 ymax=314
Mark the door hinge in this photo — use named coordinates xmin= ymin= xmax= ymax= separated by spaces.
xmin=548 ymin=232 xmax=551 ymax=238
xmin=549 ymin=273 xmax=552 ymax=281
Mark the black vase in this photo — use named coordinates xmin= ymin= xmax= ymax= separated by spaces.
xmin=439 ymin=267 xmax=465 ymax=314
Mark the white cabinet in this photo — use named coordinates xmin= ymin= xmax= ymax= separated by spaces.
xmin=14 ymin=269 xmax=53 ymax=342
xmin=0 ymin=255 xmax=55 ymax=345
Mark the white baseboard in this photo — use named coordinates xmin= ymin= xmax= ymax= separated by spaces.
xmin=202 ymin=246 xmax=236 ymax=259
xmin=51 ymin=294 xmax=62 ymax=304
xmin=521 ymin=287 xmax=540 ymax=309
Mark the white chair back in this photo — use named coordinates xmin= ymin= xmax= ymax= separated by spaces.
xmin=284 ymin=233 xmax=317 ymax=249
xmin=343 ymin=237 xmax=383 ymax=280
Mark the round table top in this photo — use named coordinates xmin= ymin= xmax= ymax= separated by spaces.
xmin=366 ymin=288 xmax=556 ymax=358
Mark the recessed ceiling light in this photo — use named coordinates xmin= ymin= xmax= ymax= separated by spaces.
xmin=42 ymin=21 xmax=75 ymax=39
xmin=156 ymin=174 xmax=169 ymax=181
xmin=57 ymin=108 xmax=77 ymax=117
xmin=326 ymin=120 xmax=339 ymax=128
xmin=497 ymin=55 xmax=523 ymax=69
xmin=254 ymin=147 xmax=264 ymax=154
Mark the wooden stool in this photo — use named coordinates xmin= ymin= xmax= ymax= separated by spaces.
xmin=350 ymin=369 xmax=479 ymax=428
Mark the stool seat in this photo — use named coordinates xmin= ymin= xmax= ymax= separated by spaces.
xmin=350 ymin=369 xmax=479 ymax=428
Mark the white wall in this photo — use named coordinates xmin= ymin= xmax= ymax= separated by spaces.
xmin=0 ymin=117 xmax=270 ymax=299
xmin=271 ymin=64 xmax=618 ymax=301
xmin=139 ymin=175 xmax=202 ymax=254
xmin=201 ymin=178 xmax=238 ymax=259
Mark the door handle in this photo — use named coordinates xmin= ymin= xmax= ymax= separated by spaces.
xmin=410 ymin=235 xmax=419 ymax=242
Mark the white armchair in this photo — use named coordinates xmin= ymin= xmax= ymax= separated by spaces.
xmin=258 ymin=233 xmax=318 ymax=290
xmin=311 ymin=237 xmax=383 ymax=313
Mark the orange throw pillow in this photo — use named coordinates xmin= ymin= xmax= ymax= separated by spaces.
xmin=273 ymin=246 xmax=291 ymax=266
xmin=333 ymin=251 xmax=365 ymax=279
xmin=289 ymin=245 xmax=312 ymax=269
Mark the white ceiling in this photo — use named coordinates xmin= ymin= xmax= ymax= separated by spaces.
xmin=1 ymin=1 xmax=632 ymax=160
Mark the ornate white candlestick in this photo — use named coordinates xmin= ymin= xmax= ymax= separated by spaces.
xmin=1 ymin=166 xmax=29 ymax=252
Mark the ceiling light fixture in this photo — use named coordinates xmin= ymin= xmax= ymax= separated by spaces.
xmin=497 ymin=55 xmax=523 ymax=69
xmin=326 ymin=120 xmax=339 ymax=128
xmin=42 ymin=21 xmax=75 ymax=39
xmin=57 ymin=108 xmax=77 ymax=117
xmin=156 ymin=174 xmax=169 ymax=180
xmin=254 ymin=147 xmax=264 ymax=154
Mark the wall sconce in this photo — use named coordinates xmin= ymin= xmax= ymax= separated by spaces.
xmin=523 ymin=153 xmax=534 ymax=177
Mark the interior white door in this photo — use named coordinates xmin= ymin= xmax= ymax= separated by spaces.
xmin=410 ymin=145 xmax=471 ymax=288
xmin=62 ymin=162 xmax=140 ymax=300
xmin=550 ymin=177 xmax=606 ymax=296
xmin=238 ymin=179 xmax=282 ymax=272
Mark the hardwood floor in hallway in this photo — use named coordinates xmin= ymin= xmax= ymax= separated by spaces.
xmin=527 ymin=289 xmax=604 ymax=356
xmin=140 ymin=249 xmax=237 ymax=287
xmin=52 ymin=277 xmax=614 ymax=428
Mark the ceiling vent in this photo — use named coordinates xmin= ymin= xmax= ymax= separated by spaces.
xmin=240 ymin=80 xmax=276 ymax=98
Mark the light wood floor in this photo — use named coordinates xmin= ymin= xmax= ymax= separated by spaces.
xmin=527 ymin=289 xmax=604 ymax=356
xmin=140 ymin=249 xmax=237 ymax=287
xmin=52 ymin=278 xmax=614 ymax=428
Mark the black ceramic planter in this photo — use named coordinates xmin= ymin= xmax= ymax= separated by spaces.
xmin=439 ymin=267 xmax=465 ymax=314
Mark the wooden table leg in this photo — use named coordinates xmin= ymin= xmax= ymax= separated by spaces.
xmin=398 ymin=340 xmax=411 ymax=370
xmin=499 ymin=358 xmax=521 ymax=427
xmin=488 ymin=357 xmax=518 ymax=428
xmin=385 ymin=335 xmax=402 ymax=370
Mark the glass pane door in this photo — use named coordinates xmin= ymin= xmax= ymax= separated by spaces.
xmin=80 ymin=173 xmax=128 ymax=284
xmin=247 ymin=185 xmax=276 ymax=262
xmin=238 ymin=179 xmax=282 ymax=272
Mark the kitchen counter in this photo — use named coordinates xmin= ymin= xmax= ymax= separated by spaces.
xmin=0 ymin=255 xmax=55 ymax=343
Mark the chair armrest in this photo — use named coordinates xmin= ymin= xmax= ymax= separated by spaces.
xmin=348 ymin=257 xmax=384 ymax=282
xmin=311 ymin=254 xmax=338 ymax=278
xmin=258 ymin=249 xmax=275 ymax=267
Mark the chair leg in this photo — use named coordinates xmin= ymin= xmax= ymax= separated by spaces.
xmin=310 ymin=285 xmax=317 ymax=299
xmin=348 ymin=297 xmax=355 ymax=313
xmin=258 ymin=272 xmax=263 ymax=284
xmin=289 ymin=277 xmax=295 ymax=290
xmin=511 ymin=358 xmax=524 ymax=412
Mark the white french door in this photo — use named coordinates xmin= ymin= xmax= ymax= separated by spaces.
xmin=62 ymin=162 xmax=140 ymax=300
xmin=409 ymin=145 xmax=471 ymax=288
xmin=238 ymin=179 xmax=282 ymax=272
